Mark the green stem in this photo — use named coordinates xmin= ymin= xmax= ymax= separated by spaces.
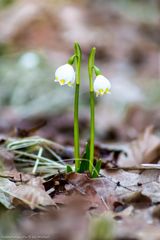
xmin=74 ymin=83 xmax=80 ymax=171
xmin=88 ymin=47 xmax=96 ymax=174
xmin=74 ymin=42 xmax=81 ymax=171
xmin=89 ymin=91 xmax=95 ymax=174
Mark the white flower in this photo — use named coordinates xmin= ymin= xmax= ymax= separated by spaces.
xmin=93 ymin=75 xmax=111 ymax=96
xmin=55 ymin=64 xmax=75 ymax=86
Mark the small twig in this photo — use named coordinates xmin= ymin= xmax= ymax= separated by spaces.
xmin=0 ymin=174 xmax=14 ymax=179
xmin=105 ymin=164 xmax=160 ymax=171
xmin=100 ymin=196 xmax=110 ymax=210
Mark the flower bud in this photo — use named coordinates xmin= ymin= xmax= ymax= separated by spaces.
xmin=55 ymin=64 xmax=75 ymax=86
xmin=93 ymin=75 xmax=111 ymax=96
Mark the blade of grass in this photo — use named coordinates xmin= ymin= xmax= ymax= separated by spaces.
xmin=32 ymin=147 xmax=43 ymax=174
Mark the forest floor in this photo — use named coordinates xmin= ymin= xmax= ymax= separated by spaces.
xmin=0 ymin=1 xmax=160 ymax=239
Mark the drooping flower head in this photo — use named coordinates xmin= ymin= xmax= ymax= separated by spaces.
xmin=93 ymin=75 xmax=111 ymax=97
xmin=55 ymin=64 xmax=75 ymax=86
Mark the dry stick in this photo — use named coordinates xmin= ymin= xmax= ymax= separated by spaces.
xmin=105 ymin=164 xmax=160 ymax=171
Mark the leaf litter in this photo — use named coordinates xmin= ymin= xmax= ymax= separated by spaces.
xmin=0 ymin=126 xmax=160 ymax=239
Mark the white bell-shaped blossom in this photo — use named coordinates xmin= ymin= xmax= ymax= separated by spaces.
xmin=93 ymin=75 xmax=111 ymax=96
xmin=55 ymin=64 xmax=75 ymax=86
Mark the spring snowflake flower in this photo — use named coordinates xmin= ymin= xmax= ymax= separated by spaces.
xmin=93 ymin=75 xmax=111 ymax=96
xmin=55 ymin=64 xmax=75 ymax=86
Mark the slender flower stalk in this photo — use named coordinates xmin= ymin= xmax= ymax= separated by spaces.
xmin=88 ymin=48 xmax=111 ymax=175
xmin=54 ymin=43 xmax=111 ymax=176
xmin=73 ymin=43 xmax=82 ymax=171
xmin=54 ymin=42 xmax=82 ymax=172
xmin=88 ymin=48 xmax=96 ymax=174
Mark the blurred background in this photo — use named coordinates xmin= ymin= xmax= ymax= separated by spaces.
xmin=0 ymin=0 xmax=159 ymax=145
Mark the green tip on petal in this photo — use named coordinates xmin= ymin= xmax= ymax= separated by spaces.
xmin=95 ymin=88 xmax=111 ymax=97
xmin=99 ymin=89 xmax=104 ymax=95
xmin=67 ymin=82 xmax=73 ymax=87
xmin=55 ymin=76 xmax=59 ymax=82
xmin=105 ymin=88 xmax=111 ymax=94
xmin=59 ymin=79 xmax=65 ymax=85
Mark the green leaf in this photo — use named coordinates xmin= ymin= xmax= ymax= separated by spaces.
xmin=79 ymin=142 xmax=90 ymax=173
xmin=94 ymin=65 xmax=101 ymax=76
xmin=66 ymin=165 xmax=73 ymax=173
xmin=88 ymin=47 xmax=96 ymax=92
xmin=92 ymin=160 xmax=102 ymax=178
xmin=74 ymin=42 xmax=82 ymax=60
xmin=68 ymin=54 xmax=76 ymax=65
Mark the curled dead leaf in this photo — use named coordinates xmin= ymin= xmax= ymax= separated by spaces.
xmin=118 ymin=126 xmax=160 ymax=167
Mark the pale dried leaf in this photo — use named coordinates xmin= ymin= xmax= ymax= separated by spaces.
xmin=0 ymin=178 xmax=16 ymax=208
xmin=0 ymin=176 xmax=54 ymax=209
xmin=13 ymin=184 xmax=54 ymax=209
xmin=118 ymin=127 xmax=160 ymax=167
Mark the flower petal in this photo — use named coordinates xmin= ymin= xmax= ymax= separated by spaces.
xmin=94 ymin=75 xmax=111 ymax=96
xmin=55 ymin=64 xmax=75 ymax=86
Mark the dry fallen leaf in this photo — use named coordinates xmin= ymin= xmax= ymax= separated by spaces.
xmin=53 ymin=173 xmax=108 ymax=213
xmin=118 ymin=126 xmax=160 ymax=167
xmin=0 ymin=178 xmax=16 ymax=209
xmin=0 ymin=176 xmax=55 ymax=209
xmin=116 ymin=212 xmax=160 ymax=240
xmin=0 ymin=147 xmax=15 ymax=170
xmin=13 ymin=177 xmax=55 ymax=209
